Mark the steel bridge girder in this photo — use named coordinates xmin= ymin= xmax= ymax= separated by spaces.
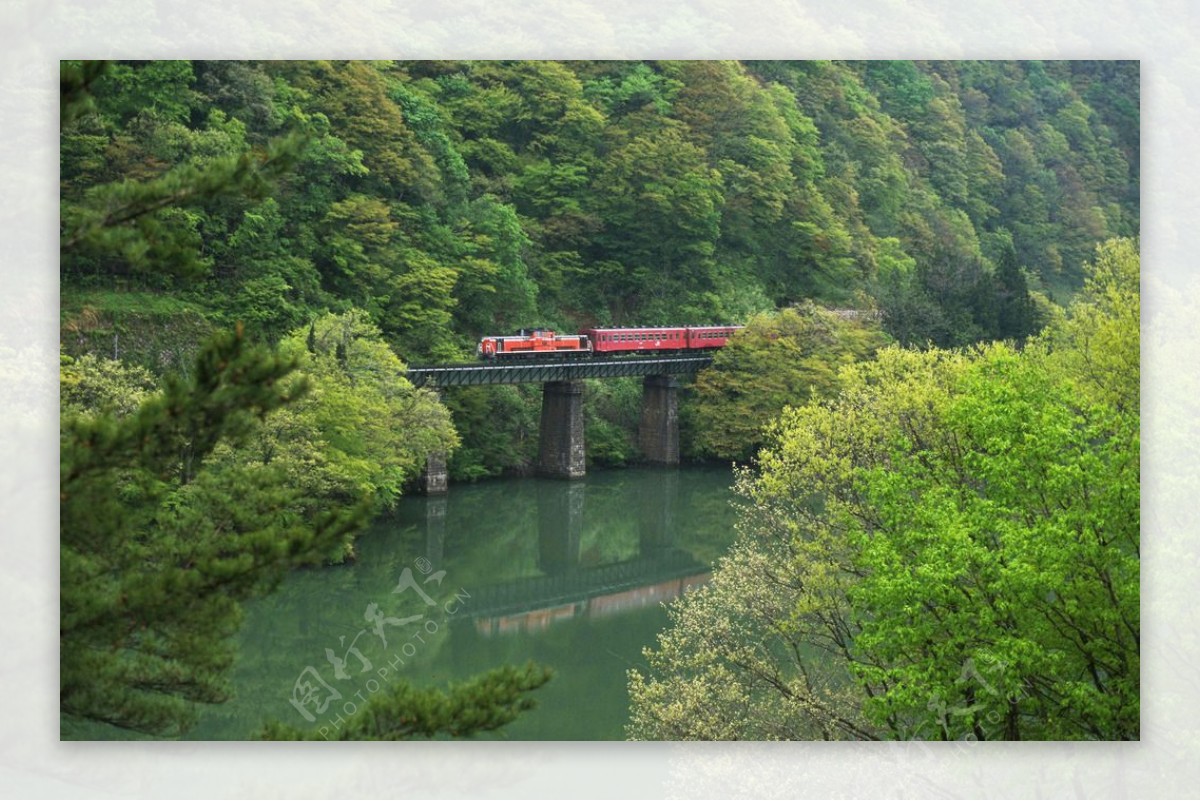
xmin=406 ymin=356 xmax=714 ymax=388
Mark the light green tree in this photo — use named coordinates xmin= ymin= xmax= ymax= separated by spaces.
xmin=631 ymin=239 xmax=1139 ymax=740
xmin=210 ymin=310 xmax=459 ymax=562
xmin=688 ymin=304 xmax=888 ymax=462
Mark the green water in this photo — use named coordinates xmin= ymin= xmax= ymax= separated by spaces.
xmin=188 ymin=465 xmax=740 ymax=740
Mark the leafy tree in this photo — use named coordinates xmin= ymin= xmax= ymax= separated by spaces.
xmin=1044 ymin=237 xmax=1139 ymax=411
xmin=60 ymin=350 xmax=157 ymax=418
xmin=211 ymin=197 xmax=325 ymax=341
xmin=688 ymin=304 xmax=888 ymax=462
xmin=628 ymin=532 xmax=877 ymax=740
xmin=587 ymin=124 xmax=724 ymax=320
xmin=61 ymin=60 xmax=307 ymax=287
xmin=632 ymin=239 xmax=1138 ymax=740
xmin=316 ymin=193 xmax=400 ymax=305
xmin=197 ymin=311 xmax=459 ymax=565
xmin=281 ymin=60 xmax=439 ymax=200
xmin=452 ymin=195 xmax=538 ymax=335
xmin=278 ymin=310 xmax=457 ymax=515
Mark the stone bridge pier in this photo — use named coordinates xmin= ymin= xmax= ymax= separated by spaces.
xmin=419 ymin=451 xmax=449 ymax=494
xmin=426 ymin=369 xmax=689 ymax=487
xmin=638 ymin=374 xmax=680 ymax=465
xmin=417 ymin=387 xmax=450 ymax=494
xmin=538 ymin=380 xmax=587 ymax=479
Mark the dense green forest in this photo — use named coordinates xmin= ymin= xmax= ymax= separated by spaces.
xmin=62 ymin=59 xmax=1138 ymax=477
xmin=60 ymin=60 xmax=1138 ymax=740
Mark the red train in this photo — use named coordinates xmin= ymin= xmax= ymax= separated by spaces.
xmin=476 ymin=325 xmax=742 ymax=359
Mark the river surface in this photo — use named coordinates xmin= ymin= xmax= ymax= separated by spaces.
xmin=188 ymin=465 xmax=740 ymax=740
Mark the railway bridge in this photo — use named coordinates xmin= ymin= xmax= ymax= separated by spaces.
xmin=405 ymin=354 xmax=714 ymax=491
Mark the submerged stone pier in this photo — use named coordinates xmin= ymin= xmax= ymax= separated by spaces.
xmin=419 ymin=451 xmax=449 ymax=494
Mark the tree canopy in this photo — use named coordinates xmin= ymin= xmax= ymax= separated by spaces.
xmin=629 ymin=238 xmax=1139 ymax=741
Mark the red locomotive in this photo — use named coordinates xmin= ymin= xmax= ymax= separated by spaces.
xmin=476 ymin=328 xmax=592 ymax=359
xmin=476 ymin=325 xmax=742 ymax=359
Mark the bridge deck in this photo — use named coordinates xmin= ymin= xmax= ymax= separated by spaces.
xmin=406 ymin=354 xmax=713 ymax=387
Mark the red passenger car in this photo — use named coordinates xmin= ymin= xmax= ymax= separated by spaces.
xmin=581 ymin=327 xmax=690 ymax=355
xmin=685 ymin=325 xmax=741 ymax=350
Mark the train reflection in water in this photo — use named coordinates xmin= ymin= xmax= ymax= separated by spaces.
xmin=475 ymin=572 xmax=710 ymax=636
xmin=415 ymin=468 xmax=715 ymax=637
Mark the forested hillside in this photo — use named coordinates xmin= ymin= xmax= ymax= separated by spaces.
xmin=61 ymin=59 xmax=1139 ymax=479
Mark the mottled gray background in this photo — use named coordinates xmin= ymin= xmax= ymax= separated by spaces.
xmin=1 ymin=1 xmax=1191 ymax=797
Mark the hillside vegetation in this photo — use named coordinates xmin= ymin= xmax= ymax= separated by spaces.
xmin=61 ymin=59 xmax=1138 ymax=475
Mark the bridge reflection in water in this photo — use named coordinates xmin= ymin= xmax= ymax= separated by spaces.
xmin=418 ymin=470 xmax=711 ymax=637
